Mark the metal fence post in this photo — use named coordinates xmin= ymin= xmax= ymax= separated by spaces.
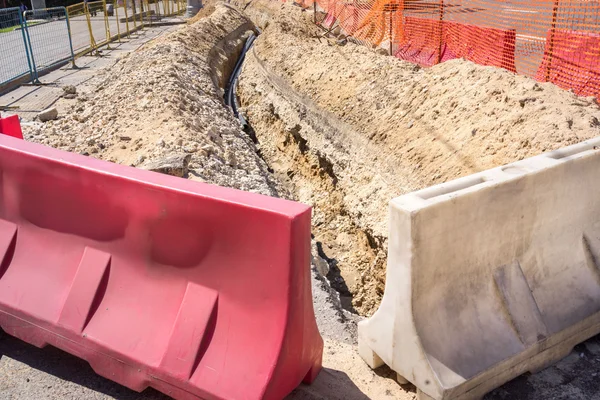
xmin=16 ymin=9 xmax=37 ymax=84
xmin=139 ymin=0 xmax=145 ymax=25
xmin=113 ymin=0 xmax=122 ymax=41
xmin=389 ymin=8 xmax=393 ymax=55
xmin=139 ymin=0 xmax=145 ymax=28
xmin=21 ymin=11 xmax=40 ymax=82
xmin=144 ymin=0 xmax=152 ymax=25
xmin=155 ymin=0 xmax=162 ymax=20
xmin=102 ymin=0 xmax=113 ymax=49
xmin=84 ymin=3 xmax=100 ymax=55
xmin=63 ymin=7 xmax=78 ymax=68
xmin=123 ymin=0 xmax=133 ymax=34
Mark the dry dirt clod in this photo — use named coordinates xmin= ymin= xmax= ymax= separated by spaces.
xmin=142 ymin=154 xmax=192 ymax=177
xmin=37 ymin=107 xmax=58 ymax=122
xmin=311 ymin=242 xmax=330 ymax=277
xmin=63 ymin=85 xmax=77 ymax=95
xmin=62 ymin=85 xmax=77 ymax=99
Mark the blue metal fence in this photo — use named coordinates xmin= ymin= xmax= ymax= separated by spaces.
xmin=0 ymin=7 xmax=35 ymax=87
xmin=0 ymin=6 xmax=75 ymax=90
xmin=24 ymin=7 xmax=76 ymax=79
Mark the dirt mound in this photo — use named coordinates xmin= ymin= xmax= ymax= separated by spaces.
xmin=23 ymin=3 xmax=282 ymax=197
xmin=237 ymin=0 xmax=600 ymax=315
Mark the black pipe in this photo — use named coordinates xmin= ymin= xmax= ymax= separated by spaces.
xmin=225 ymin=32 xmax=256 ymax=125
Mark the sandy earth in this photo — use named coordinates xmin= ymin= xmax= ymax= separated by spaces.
xmin=236 ymin=0 xmax=600 ymax=315
xmin=3 ymin=1 xmax=600 ymax=400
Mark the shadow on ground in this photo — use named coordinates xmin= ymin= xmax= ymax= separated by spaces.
xmin=0 ymin=329 xmax=169 ymax=400
xmin=286 ymin=367 xmax=371 ymax=400
xmin=1 ymin=328 xmax=372 ymax=400
xmin=3 ymin=328 xmax=600 ymax=399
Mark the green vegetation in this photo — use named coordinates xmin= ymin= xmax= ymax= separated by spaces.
xmin=0 ymin=21 xmax=41 ymax=33
xmin=0 ymin=25 xmax=18 ymax=33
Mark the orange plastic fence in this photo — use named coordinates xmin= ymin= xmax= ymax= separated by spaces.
xmin=297 ymin=0 xmax=600 ymax=98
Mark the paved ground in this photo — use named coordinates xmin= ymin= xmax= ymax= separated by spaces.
xmin=0 ymin=2 xmax=183 ymax=86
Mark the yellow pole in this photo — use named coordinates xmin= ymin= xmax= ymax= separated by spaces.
xmin=128 ymin=0 xmax=137 ymax=31
xmin=114 ymin=0 xmax=121 ymax=42
xmin=103 ymin=0 xmax=112 ymax=48
xmin=85 ymin=3 xmax=99 ymax=55
xmin=123 ymin=0 xmax=131 ymax=35
xmin=138 ymin=0 xmax=144 ymax=28
xmin=154 ymin=0 xmax=161 ymax=19
xmin=144 ymin=0 xmax=151 ymax=25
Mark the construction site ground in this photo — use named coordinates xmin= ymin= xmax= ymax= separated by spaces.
xmin=1 ymin=1 xmax=600 ymax=399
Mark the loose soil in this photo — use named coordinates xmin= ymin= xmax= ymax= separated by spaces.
xmin=23 ymin=3 xmax=282 ymax=197
xmin=236 ymin=0 xmax=600 ymax=315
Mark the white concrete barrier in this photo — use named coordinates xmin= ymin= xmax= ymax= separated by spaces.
xmin=358 ymin=137 xmax=600 ymax=400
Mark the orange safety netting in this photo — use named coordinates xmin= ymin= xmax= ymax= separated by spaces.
xmin=294 ymin=0 xmax=600 ymax=98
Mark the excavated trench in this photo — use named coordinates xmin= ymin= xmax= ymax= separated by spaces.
xmin=243 ymin=61 xmax=387 ymax=315
xmin=231 ymin=0 xmax=600 ymax=317
xmin=234 ymin=26 xmax=389 ymax=316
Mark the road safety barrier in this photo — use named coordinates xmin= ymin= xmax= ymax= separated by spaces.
xmin=0 ymin=115 xmax=23 ymax=139
xmin=0 ymin=123 xmax=323 ymax=400
xmin=303 ymin=0 xmax=600 ymax=98
xmin=358 ymin=136 xmax=600 ymax=400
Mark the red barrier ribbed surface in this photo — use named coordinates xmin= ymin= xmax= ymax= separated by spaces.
xmin=0 ymin=132 xmax=323 ymax=400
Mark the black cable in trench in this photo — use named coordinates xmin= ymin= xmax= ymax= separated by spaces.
xmin=225 ymin=32 xmax=257 ymax=128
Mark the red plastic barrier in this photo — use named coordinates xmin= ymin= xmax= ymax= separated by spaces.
xmin=395 ymin=18 xmax=516 ymax=73
xmin=0 ymin=134 xmax=323 ymax=400
xmin=0 ymin=115 xmax=23 ymax=139
xmin=536 ymin=29 xmax=600 ymax=98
